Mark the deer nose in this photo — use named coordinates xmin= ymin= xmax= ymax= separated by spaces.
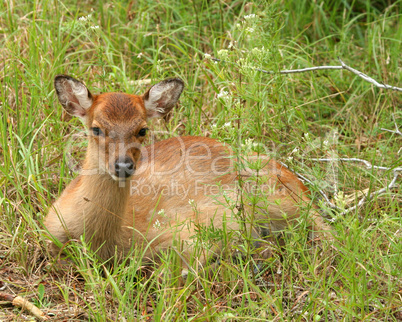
xmin=114 ymin=157 xmax=135 ymax=178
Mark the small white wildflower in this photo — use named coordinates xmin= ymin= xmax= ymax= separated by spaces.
xmin=292 ymin=147 xmax=299 ymax=154
xmin=217 ymin=90 xmax=229 ymax=99
xmin=323 ymin=140 xmax=330 ymax=148
xmin=287 ymin=156 xmax=293 ymax=161
xmin=90 ymin=25 xmax=100 ymax=29
xmin=158 ymin=209 xmax=165 ymax=216
xmin=334 ymin=191 xmax=347 ymax=209
xmin=304 ymin=133 xmax=309 ymax=139
xmin=244 ymin=14 xmax=257 ymax=20
xmin=234 ymin=99 xmax=242 ymax=109
xmin=204 ymin=53 xmax=212 ymax=59
xmin=153 ymin=219 xmax=161 ymax=230
xmin=251 ymin=47 xmax=261 ymax=55
xmin=217 ymin=89 xmax=232 ymax=104
xmin=217 ymin=49 xmax=229 ymax=60
xmin=228 ymin=40 xmax=237 ymax=50
xmin=246 ymin=27 xmax=255 ymax=33
xmin=245 ymin=138 xmax=254 ymax=148
xmin=224 ymin=122 xmax=231 ymax=127
xmin=137 ymin=52 xmax=143 ymax=58
xmin=237 ymin=57 xmax=245 ymax=65
xmin=78 ymin=14 xmax=91 ymax=22
xmin=188 ymin=199 xmax=195 ymax=206
xmin=156 ymin=60 xmax=162 ymax=73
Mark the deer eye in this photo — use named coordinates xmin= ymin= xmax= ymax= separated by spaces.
xmin=138 ymin=128 xmax=148 ymax=137
xmin=91 ymin=127 xmax=103 ymax=136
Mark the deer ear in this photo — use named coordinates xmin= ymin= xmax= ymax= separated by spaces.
xmin=54 ymin=75 xmax=94 ymax=119
xmin=143 ymin=78 xmax=184 ymax=118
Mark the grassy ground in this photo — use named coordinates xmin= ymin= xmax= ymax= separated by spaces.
xmin=0 ymin=0 xmax=401 ymax=320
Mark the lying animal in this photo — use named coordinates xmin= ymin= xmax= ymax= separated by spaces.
xmin=45 ymin=75 xmax=331 ymax=266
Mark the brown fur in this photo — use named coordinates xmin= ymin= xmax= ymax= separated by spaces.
xmin=45 ymin=77 xmax=331 ymax=265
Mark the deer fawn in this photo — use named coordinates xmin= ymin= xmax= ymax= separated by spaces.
xmin=45 ymin=75 xmax=331 ymax=267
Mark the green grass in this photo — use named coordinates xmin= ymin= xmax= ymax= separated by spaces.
xmin=0 ymin=0 xmax=401 ymax=320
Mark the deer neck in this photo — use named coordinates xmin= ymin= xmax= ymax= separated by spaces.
xmin=75 ymin=157 xmax=131 ymax=254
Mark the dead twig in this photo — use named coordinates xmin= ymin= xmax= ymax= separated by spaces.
xmin=338 ymin=58 xmax=402 ymax=92
xmin=310 ymin=158 xmax=401 ymax=173
xmin=381 ymin=114 xmax=402 ymax=137
xmin=294 ymin=170 xmax=339 ymax=210
xmin=0 ymin=292 xmax=49 ymax=321
xmin=284 ymin=156 xmax=400 ymax=219
xmin=310 ymin=158 xmax=401 ymax=215
xmin=209 ymin=57 xmax=402 ymax=92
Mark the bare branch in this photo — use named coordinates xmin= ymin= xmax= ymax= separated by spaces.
xmin=311 ymin=158 xmax=401 ymax=215
xmin=381 ymin=114 xmax=402 ymax=136
xmin=281 ymin=65 xmax=343 ymax=74
xmin=295 ymin=171 xmax=339 ymax=210
xmin=0 ymin=292 xmax=49 ymax=321
xmin=286 ymin=156 xmax=400 ymax=218
xmin=338 ymin=171 xmax=399 ymax=215
xmin=310 ymin=158 xmax=401 ymax=172
xmin=209 ymin=57 xmax=402 ymax=92
xmin=338 ymin=58 xmax=402 ymax=92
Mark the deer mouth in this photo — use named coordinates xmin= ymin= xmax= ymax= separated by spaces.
xmin=110 ymin=174 xmax=133 ymax=182
xmin=110 ymin=168 xmax=136 ymax=182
